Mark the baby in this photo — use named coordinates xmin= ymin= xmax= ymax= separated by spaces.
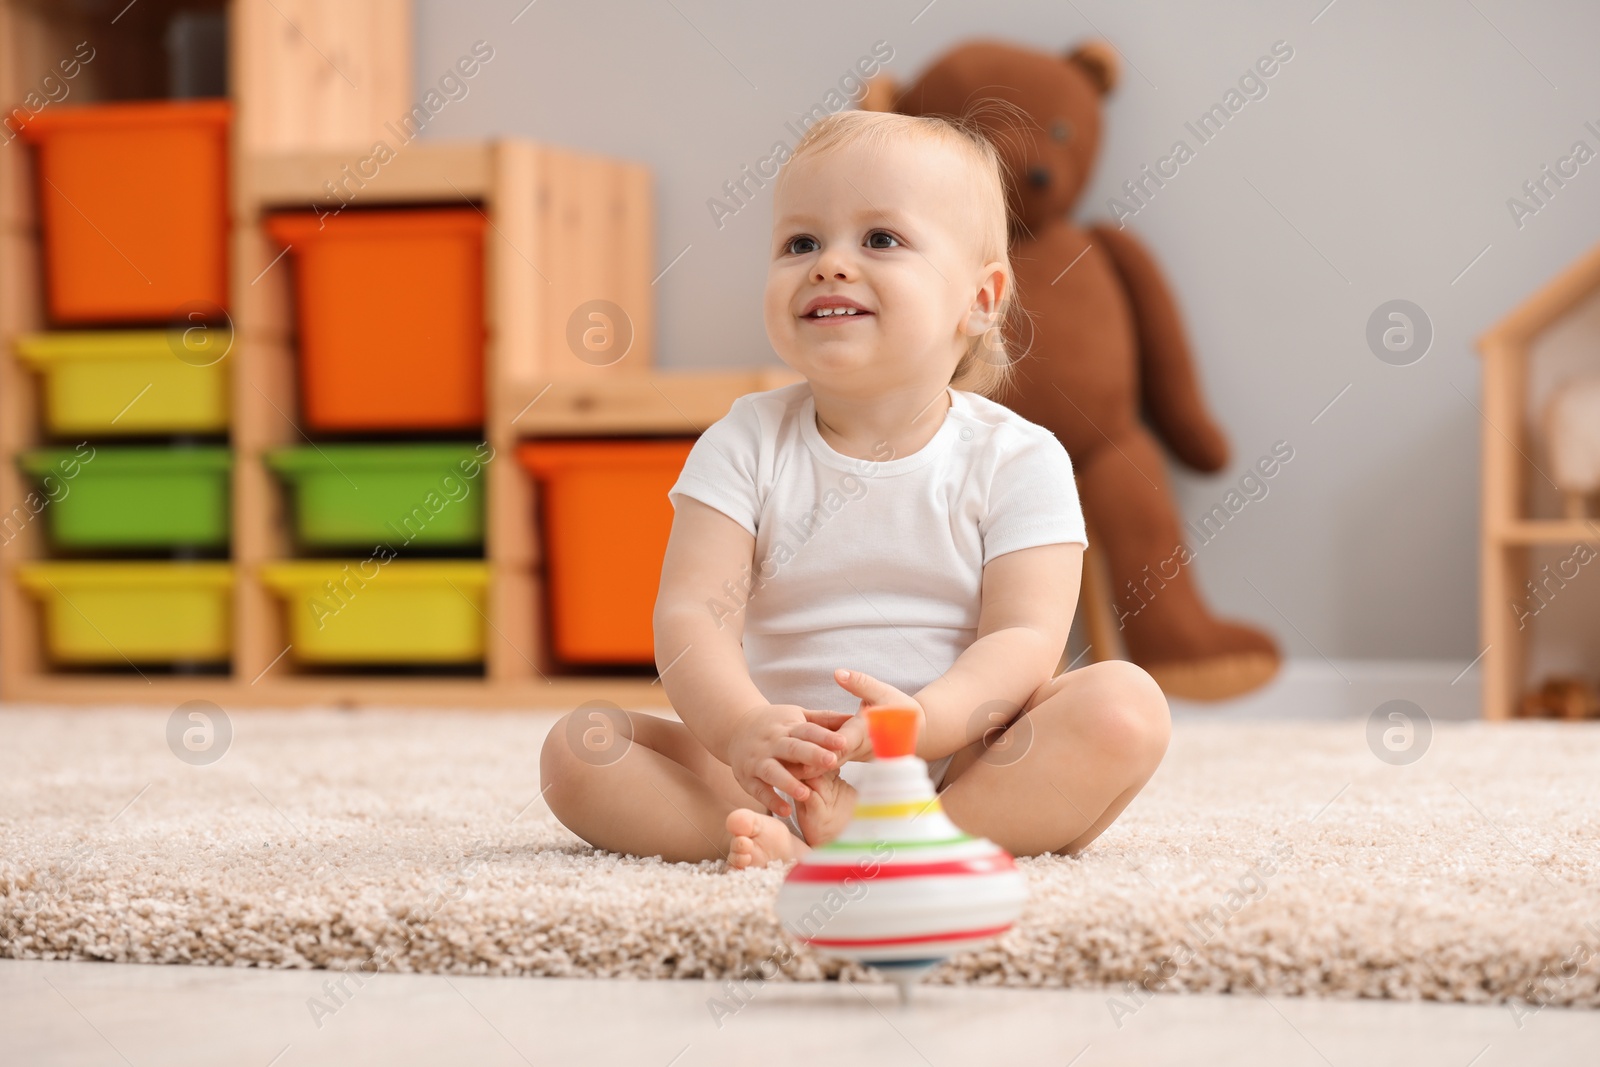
xmin=541 ymin=109 xmax=1170 ymax=868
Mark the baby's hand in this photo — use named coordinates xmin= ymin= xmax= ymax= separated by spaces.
xmin=831 ymin=668 xmax=926 ymax=760
xmin=799 ymin=707 xmax=870 ymax=763
xmin=726 ymin=704 xmax=850 ymax=817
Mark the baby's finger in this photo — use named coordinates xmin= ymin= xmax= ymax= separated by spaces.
xmin=801 ymin=708 xmax=854 ymax=730
xmin=777 ymin=735 xmax=844 ymax=767
xmin=759 ymin=757 xmax=811 ymax=803
xmin=840 ymin=714 xmax=871 ymax=738
xmin=789 ymin=722 xmax=849 ymax=751
xmin=741 ymin=775 xmax=791 ymax=817
xmin=774 ymin=738 xmax=837 ymax=776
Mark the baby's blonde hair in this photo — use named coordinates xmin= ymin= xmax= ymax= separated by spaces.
xmin=774 ymin=109 xmax=1019 ymax=399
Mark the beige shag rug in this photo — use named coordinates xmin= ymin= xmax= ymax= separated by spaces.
xmin=2 ymin=708 xmax=1597 ymax=1009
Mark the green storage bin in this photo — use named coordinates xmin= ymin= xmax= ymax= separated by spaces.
xmin=19 ymin=446 xmax=231 ymax=549
xmin=265 ymin=443 xmax=489 ymax=549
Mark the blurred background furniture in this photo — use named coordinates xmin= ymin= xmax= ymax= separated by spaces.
xmin=1476 ymin=239 xmax=1600 ymax=721
xmin=0 ymin=0 xmax=791 ymax=706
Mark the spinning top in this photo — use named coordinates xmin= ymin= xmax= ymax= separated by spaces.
xmin=774 ymin=706 xmax=1028 ymax=1002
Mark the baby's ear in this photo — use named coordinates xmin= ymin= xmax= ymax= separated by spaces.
xmin=859 ymin=73 xmax=900 ymax=113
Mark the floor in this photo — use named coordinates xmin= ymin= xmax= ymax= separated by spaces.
xmin=5 ymin=958 xmax=1594 ymax=1067
xmin=6 ymin=661 xmax=1594 ymax=1063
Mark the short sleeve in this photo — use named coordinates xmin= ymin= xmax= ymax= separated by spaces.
xmin=666 ymin=399 xmax=762 ymax=536
xmin=980 ymin=429 xmax=1088 ymax=564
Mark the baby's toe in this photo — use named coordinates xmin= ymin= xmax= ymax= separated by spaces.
xmin=725 ymin=806 xmax=758 ymax=838
xmin=727 ymin=836 xmax=754 ymax=870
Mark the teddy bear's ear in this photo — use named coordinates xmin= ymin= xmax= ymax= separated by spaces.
xmin=859 ymin=74 xmax=900 ymax=113
xmin=1065 ymin=40 xmax=1119 ymax=96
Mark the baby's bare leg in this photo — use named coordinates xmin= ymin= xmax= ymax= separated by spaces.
xmin=938 ymin=660 xmax=1171 ymax=857
xmin=540 ymin=708 xmax=765 ymax=863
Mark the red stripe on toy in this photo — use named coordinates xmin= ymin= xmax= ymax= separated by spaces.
xmin=802 ymin=923 xmax=1014 ymax=949
xmin=784 ymin=855 xmax=1016 ymax=882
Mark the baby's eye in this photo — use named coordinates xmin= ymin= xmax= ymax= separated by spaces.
xmin=865 ymin=230 xmax=900 ymax=250
xmin=785 ymin=235 xmax=819 ymax=255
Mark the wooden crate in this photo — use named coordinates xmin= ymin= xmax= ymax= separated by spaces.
xmin=0 ymin=0 xmax=798 ymax=708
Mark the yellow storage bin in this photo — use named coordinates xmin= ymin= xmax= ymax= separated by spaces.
xmin=15 ymin=331 xmax=230 ymax=436
xmin=17 ymin=562 xmax=232 ymax=665
xmin=260 ymin=560 xmax=488 ymax=664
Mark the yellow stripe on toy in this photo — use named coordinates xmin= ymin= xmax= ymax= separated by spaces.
xmin=852 ymin=799 xmax=943 ymax=820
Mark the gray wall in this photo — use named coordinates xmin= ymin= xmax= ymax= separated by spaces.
xmin=414 ymin=0 xmax=1600 ymax=663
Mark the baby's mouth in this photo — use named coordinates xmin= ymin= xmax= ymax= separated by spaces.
xmin=803 ymin=308 xmax=874 ymax=321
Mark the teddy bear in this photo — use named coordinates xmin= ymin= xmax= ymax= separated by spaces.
xmin=863 ymin=39 xmax=1281 ymax=700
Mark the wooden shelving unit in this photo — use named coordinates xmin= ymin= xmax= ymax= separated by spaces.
xmin=0 ymin=0 xmax=795 ymax=708
xmin=1476 ymin=239 xmax=1600 ymax=721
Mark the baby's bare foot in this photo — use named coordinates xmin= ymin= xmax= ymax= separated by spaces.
xmin=795 ymin=770 xmax=857 ymax=847
xmin=726 ymin=807 xmax=809 ymax=870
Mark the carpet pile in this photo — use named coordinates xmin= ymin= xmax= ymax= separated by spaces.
xmin=2 ymin=708 xmax=1596 ymax=1009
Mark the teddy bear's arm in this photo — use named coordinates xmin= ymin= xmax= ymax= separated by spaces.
xmin=1088 ymin=223 xmax=1230 ymax=474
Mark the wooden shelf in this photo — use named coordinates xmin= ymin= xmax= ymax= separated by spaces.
xmin=0 ymin=673 xmax=674 ymax=710
xmin=1476 ymin=238 xmax=1600 ymax=720
xmin=241 ymin=142 xmax=497 ymax=210
xmin=510 ymin=368 xmax=800 ymax=436
xmin=0 ymin=0 xmax=781 ymax=710
xmin=1494 ymin=520 xmax=1600 ymax=546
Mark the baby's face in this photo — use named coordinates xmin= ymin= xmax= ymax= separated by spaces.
xmin=764 ymin=137 xmax=997 ymax=397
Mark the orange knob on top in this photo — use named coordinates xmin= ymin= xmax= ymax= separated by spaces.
xmin=865 ymin=706 xmax=921 ymax=758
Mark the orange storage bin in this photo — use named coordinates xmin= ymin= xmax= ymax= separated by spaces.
xmin=21 ymin=100 xmax=230 ymax=324
xmin=265 ymin=210 xmax=486 ymax=432
xmin=517 ymin=439 xmax=696 ymax=665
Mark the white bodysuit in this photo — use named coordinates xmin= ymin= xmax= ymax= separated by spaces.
xmin=666 ymin=380 xmax=1089 ymax=837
